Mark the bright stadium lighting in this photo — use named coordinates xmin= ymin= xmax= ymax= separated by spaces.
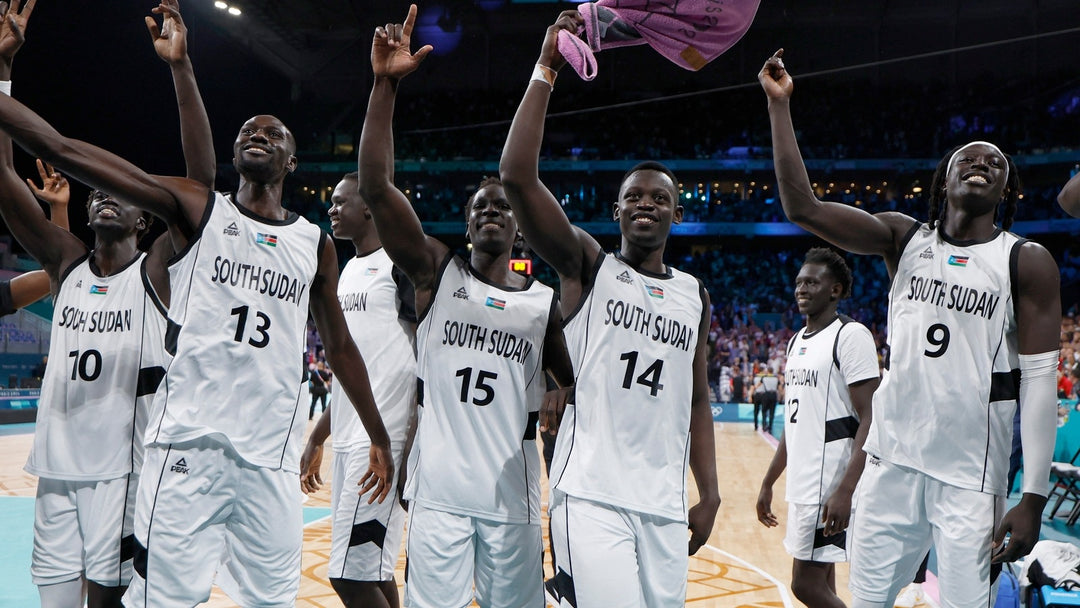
xmin=228 ymin=6 xmax=241 ymax=15
xmin=214 ymin=1 xmax=227 ymax=8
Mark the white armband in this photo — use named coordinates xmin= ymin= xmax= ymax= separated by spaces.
xmin=0 ymin=80 xmax=10 ymax=96
xmin=1019 ymin=350 xmax=1060 ymax=497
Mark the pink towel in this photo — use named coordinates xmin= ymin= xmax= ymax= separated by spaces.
xmin=556 ymin=0 xmax=761 ymax=81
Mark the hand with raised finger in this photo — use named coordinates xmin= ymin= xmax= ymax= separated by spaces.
xmin=370 ymin=4 xmax=433 ymax=81
xmin=146 ymin=0 xmax=189 ymax=66
xmin=757 ymin=48 xmax=793 ymax=102
xmin=0 ymin=0 xmax=36 ymax=67
xmin=26 ymin=159 xmax=70 ymax=209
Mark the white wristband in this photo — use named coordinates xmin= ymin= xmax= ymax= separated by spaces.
xmin=531 ymin=64 xmax=556 ymax=89
xmin=0 ymin=80 xmax=10 ymax=96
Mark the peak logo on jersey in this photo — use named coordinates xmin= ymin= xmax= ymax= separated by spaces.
xmin=646 ymin=285 xmax=664 ymax=300
xmin=365 ymin=267 xmax=379 ymax=276
xmin=485 ymin=297 xmax=506 ymax=311
xmin=223 ymin=221 xmax=241 ymax=237
xmin=255 ymin=233 xmax=278 ymax=247
xmin=170 ymin=457 xmax=189 ymax=475
xmin=75 ymin=280 xmax=83 ymax=288
xmin=89 ymin=285 xmax=108 ymax=295
xmin=920 ymin=247 xmax=934 ymax=260
xmin=453 ymin=287 xmax=469 ymax=301
xmin=947 ymin=255 xmax=969 ymax=267
xmin=617 ymin=270 xmax=634 ymax=285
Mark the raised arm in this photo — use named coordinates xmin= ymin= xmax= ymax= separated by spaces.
xmin=499 ymin=11 xmax=599 ymax=294
xmin=993 ymin=242 xmax=1061 ymax=563
xmin=309 ymin=237 xmax=392 ymax=504
xmin=0 ymin=0 xmax=84 ymax=274
xmin=147 ymin=0 xmax=215 ymax=189
xmin=356 ymin=5 xmax=444 ymax=297
xmin=760 ymin=50 xmax=910 ymax=264
xmin=688 ymin=289 xmax=720 ymax=555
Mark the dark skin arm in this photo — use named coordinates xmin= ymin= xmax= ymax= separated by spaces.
xmin=300 ymin=403 xmax=331 ymax=494
xmin=499 ymin=11 xmax=600 ymax=312
xmin=688 ymin=289 xmax=720 ymax=555
xmin=759 ymin=49 xmax=913 ymax=275
xmin=356 ymin=5 xmax=443 ymax=312
xmin=0 ymin=87 xmax=209 ymax=237
xmin=756 ymin=432 xmax=786 ymax=528
xmin=821 ymin=375 xmax=879 ymax=537
xmin=992 ymin=241 xmax=1061 ymax=563
xmin=1058 ymin=170 xmax=1080 ymax=218
xmin=539 ymin=301 xmax=575 ymax=434
xmin=7 ymin=270 xmax=47 ymax=308
xmin=146 ymin=0 xmax=216 ymax=191
xmin=309 ymin=238 xmax=393 ymax=504
xmin=0 ymin=0 xmax=85 ymax=282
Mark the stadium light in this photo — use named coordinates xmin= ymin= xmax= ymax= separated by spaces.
xmin=214 ymin=1 xmax=227 ymax=8
xmin=228 ymin=6 xmax=242 ymax=15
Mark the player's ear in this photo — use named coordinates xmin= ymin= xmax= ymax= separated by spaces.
xmin=612 ymin=202 xmax=620 ymax=222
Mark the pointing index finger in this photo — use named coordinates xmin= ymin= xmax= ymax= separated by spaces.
xmin=402 ymin=4 xmax=418 ymax=39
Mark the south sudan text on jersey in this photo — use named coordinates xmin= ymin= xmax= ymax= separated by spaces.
xmin=603 ymin=298 xmax=696 ymax=352
xmin=442 ymin=320 xmax=535 ymax=366
xmin=785 ymin=367 xmax=818 ymax=388
xmin=906 ymin=274 xmax=1000 ymax=320
xmin=339 ymin=291 xmax=367 ymax=312
xmin=210 ymin=256 xmax=309 ymax=307
xmin=56 ymin=306 xmax=133 ymax=333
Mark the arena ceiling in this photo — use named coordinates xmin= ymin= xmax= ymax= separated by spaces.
xmin=186 ymin=0 xmax=1080 ymax=104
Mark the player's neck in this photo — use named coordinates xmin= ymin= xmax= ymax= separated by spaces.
xmin=617 ymin=240 xmax=667 ymax=275
xmin=90 ymin=237 xmax=140 ymax=276
xmin=804 ymin=308 xmax=839 ymax=334
xmin=940 ymin=205 xmax=999 ymax=242
xmin=351 ymin=232 xmax=382 ymax=257
xmin=235 ymin=180 xmax=287 ymax=221
xmin=470 ymin=249 xmax=524 ymax=289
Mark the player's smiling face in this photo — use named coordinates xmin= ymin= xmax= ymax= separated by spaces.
xmin=466 ymin=184 xmax=517 ymax=253
xmin=614 ymin=169 xmax=682 ymax=248
xmin=794 ymin=263 xmax=838 ymax=318
xmin=946 ymin=143 xmax=1008 ymax=210
xmin=232 ymin=115 xmax=297 ymax=180
xmin=328 ymin=178 xmax=370 ymax=241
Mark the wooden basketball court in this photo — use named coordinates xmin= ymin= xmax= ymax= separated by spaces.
xmin=0 ymin=421 xmax=846 ymax=607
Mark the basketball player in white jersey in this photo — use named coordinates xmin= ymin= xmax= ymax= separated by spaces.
xmin=299 ymin=171 xmax=417 ymax=608
xmin=358 ymin=8 xmax=575 ymax=607
xmin=757 ymin=247 xmax=880 ymax=608
xmin=499 ymin=12 xmax=720 ymax=607
xmin=0 ymin=17 xmax=395 ymax=608
xmin=760 ymin=50 xmax=1061 ymax=607
xmin=0 ymin=2 xmax=216 ymax=606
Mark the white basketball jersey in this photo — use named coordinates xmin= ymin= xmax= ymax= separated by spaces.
xmin=26 ymin=253 xmax=169 ymax=481
xmin=331 ymin=248 xmax=416 ymax=452
xmin=782 ymin=316 xmax=879 ymax=505
xmin=551 ymin=253 xmax=705 ymax=522
xmin=147 ymin=193 xmax=323 ymax=472
xmin=864 ymin=223 xmax=1024 ymax=495
xmin=404 ymin=255 xmax=553 ymax=524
